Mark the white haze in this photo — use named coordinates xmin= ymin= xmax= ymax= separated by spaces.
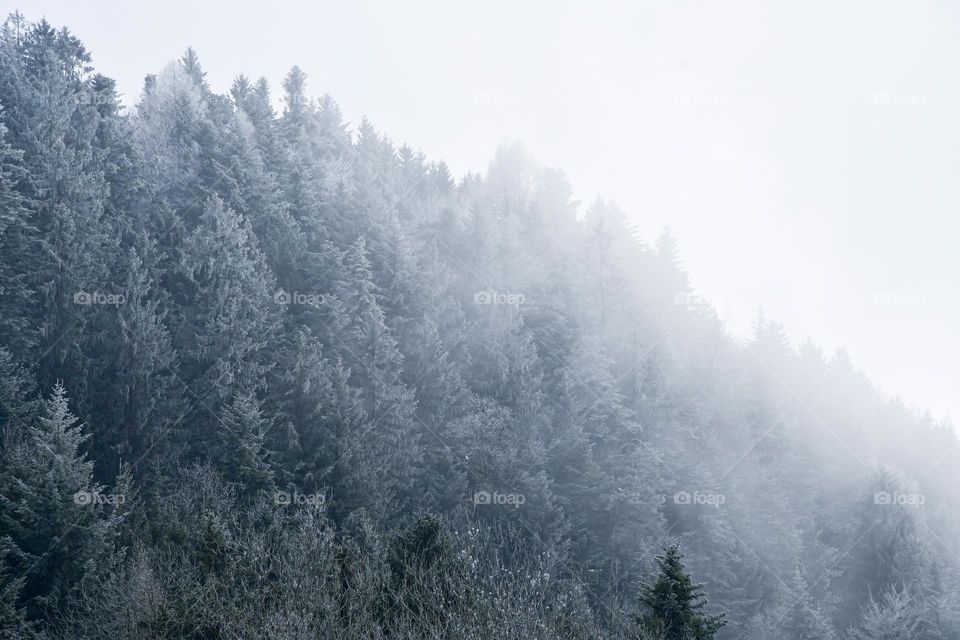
xmin=16 ymin=0 xmax=960 ymax=422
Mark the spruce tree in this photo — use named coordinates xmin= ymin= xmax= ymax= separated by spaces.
xmin=840 ymin=470 xmax=934 ymax=630
xmin=0 ymin=546 xmax=32 ymax=639
xmin=0 ymin=383 xmax=117 ymax=621
xmin=849 ymin=586 xmax=928 ymax=640
xmin=636 ymin=543 xmax=726 ymax=640
xmin=0 ymin=348 xmax=35 ymax=446
xmin=216 ymin=391 xmax=274 ymax=495
xmin=780 ymin=569 xmax=836 ymax=640
xmin=0 ymin=118 xmax=36 ymax=361
xmin=169 ymin=195 xmax=279 ymax=455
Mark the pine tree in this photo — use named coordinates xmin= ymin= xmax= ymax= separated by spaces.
xmin=780 ymin=569 xmax=836 ymax=640
xmin=325 ymin=237 xmax=422 ymax=516
xmin=0 ymin=545 xmax=33 ymax=639
xmin=133 ymin=47 xmax=224 ymax=220
xmin=215 ymin=391 xmax=274 ymax=495
xmin=179 ymin=47 xmax=207 ymax=90
xmin=0 ymin=117 xmax=37 ymax=361
xmin=229 ymin=73 xmax=304 ymax=285
xmin=0 ymin=348 xmax=36 ymax=446
xmin=281 ymin=66 xmax=310 ymax=126
xmin=78 ymin=247 xmax=185 ymax=481
xmin=0 ymin=16 xmax=122 ymax=392
xmin=270 ymin=329 xmax=388 ymax=521
xmin=840 ymin=470 xmax=934 ymax=630
xmin=555 ymin=336 xmax=664 ymax=589
xmin=636 ymin=543 xmax=726 ymax=640
xmin=849 ymin=585 xmax=923 ymax=640
xmin=169 ymin=195 xmax=279 ymax=453
xmin=0 ymin=383 xmax=117 ymax=621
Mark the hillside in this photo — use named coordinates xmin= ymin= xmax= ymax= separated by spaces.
xmin=1 ymin=13 xmax=958 ymax=639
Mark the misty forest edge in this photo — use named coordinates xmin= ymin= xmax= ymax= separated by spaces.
xmin=0 ymin=13 xmax=956 ymax=640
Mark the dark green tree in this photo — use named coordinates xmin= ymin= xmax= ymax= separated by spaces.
xmin=636 ymin=543 xmax=726 ymax=640
xmin=0 ymin=383 xmax=119 ymax=621
xmin=0 ymin=545 xmax=32 ymax=639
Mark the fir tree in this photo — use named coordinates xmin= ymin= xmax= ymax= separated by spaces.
xmin=848 ymin=585 xmax=930 ymax=640
xmin=0 ymin=383 xmax=117 ymax=621
xmin=169 ymin=195 xmax=279 ymax=452
xmin=216 ymin=391 xmax=274 ymax=495
xmin=0 ymin=546 xmax=32 ymax=639
xmin=636 ymin=543 xmax=726 ymax=640
xmin=0 ymin=118 xmax=37 ymax=361
xmin=780 ymin=569 xmax=836 ymax=640
xmin=0 ymin=348 xmax=35 ymax=446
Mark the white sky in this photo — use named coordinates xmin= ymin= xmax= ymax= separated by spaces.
xmin=9 ymin=0 xmax=960 ymax=421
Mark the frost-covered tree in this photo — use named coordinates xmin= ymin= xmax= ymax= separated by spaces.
xmin=0 ymin=384 xmax=120 ymax=620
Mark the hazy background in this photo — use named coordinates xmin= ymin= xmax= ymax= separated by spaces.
xmin=9 ymin=0 xmax=959 ymax=421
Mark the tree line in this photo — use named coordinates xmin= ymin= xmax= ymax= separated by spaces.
xmin=1 ymin=13 xmax=958 ymax=639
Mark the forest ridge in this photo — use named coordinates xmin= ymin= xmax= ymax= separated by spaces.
xmin=0 ymin=13 xmax=958 ymax=640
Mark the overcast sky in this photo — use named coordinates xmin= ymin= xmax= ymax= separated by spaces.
xmin=10 ymin=0 xmax=960 ymax=422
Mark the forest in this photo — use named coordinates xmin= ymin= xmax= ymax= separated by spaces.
xmin=1 ymin=12 xmax=959 ymax=639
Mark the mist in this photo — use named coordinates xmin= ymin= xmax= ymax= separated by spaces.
xmin=20 ymin=0 xmax=960 ymax=422
xmin=0 ymin=3 xmax=958 ymax=639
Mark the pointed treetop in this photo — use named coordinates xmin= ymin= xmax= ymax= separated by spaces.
xmin=180 ymin=47 xmax=207 ymax=87
xmin=637 ymin=542 xmax=727 ymax=640
xmin=282 ymin=65 xmax=309 ymax=117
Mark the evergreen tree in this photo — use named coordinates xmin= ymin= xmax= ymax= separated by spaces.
xmin=0 ymin=383 xmax=118 ymax=621
xmin=215 ymin=391 xmax=274 ymax=495
xmin=0 ymin=546 xmax=32 ymax=639
xmin=0 ymin=118 xmax=37 ymax=361
xmin=0 ymin=348 xmax=36 ymax=446
xmin=839 ymin=469 xmax=935 ymax=630
xmin=270 ymin=329 xmax=388 ymax=521
xmin=169 ymin=195 xmax=279 ymax=452
xmin=849 ymin=585 xmax=938 ymax=640
xmin=324 ymin=237 xmax=422 ymax=516
xmin=0 ymin=16 xmax=121 ymax=393
xmin=2 ymin=13 xmax=960 ymax=640
xmin=780 ymin=569 xmax=836 ymax=640
xmin=636 ymin=543 xmax=726 ymax=640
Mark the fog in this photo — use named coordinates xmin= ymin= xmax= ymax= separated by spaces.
xmin=19 ymin=0 xmax=958 ymax=421
xmin=2 ymin=4 xmax=960 ymax=639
